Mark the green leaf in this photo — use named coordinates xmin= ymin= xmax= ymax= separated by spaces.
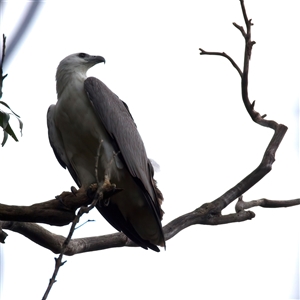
xmin=3 ymin=122 xmax=18 ymax=141
xmin=0 ymin=101 xmax=21 ymax=118
xmin=0 ymin=111 xmax=19 ymax=146
xmin=0 ymin=110 xmax=10 ymax=130
xmin=0 ymin=104 xmax=22 ymax=146
xmin=17 ymin=116 xmax=23 ymax=136
xmin=1 ymin=130 xmax=8 ymax=146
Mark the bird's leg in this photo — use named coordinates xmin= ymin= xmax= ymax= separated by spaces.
xmin=87 ymin=178 xmax=123 ymax=206
xmin=95 ymin=139 xmax=104 ymax=183
xmin=89 ymin=139 xmax=123 ymax=206
xmin=98 ymin=175 xmax=114 ymax=207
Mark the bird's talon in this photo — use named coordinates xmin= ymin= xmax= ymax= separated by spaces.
xmin=89 ymin=183 xmax=98 ymax=190
xmin=71 ymin=186 xmax=78 ymax=195
xmin=103 ymin=198 xmax=110 ymax=207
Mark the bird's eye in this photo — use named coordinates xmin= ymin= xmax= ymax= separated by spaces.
xmin=78 ymin=53 xmax=86 ymax=58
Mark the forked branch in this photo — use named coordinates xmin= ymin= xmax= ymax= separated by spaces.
xmin=199 ymin=49 xmax=243 ymax=77
xmin=1 ymin=194 xmax=300 ymax=254
xmin=199 ymin=0 xmax=288 ymax=214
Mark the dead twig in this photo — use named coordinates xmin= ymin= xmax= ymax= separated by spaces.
xmin=236 ymin=196 xmax=300 ymax=212
xmin=42 ymin=140 xmax=112 ymax=300
xmin=0 ymin=34 xmax=8 ymax=98
xmin=199 ymin=0 xmax=288 ymax=214
xmin=42 ymin=195 xmax=100 ymax=300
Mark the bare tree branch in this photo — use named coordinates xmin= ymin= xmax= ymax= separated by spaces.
xmin=209 ymin=124 xmax=287 ymax=213
xmin=0 ymin=221 xmax=129 ymax=254
xmin=0 ymin=211 xmax=257 ymax=254
xmin=0 ymin=185 xmax=123 ymax=226
xmin=0 ymin=191 xmax=89 ymax=226
xmin=0 ymin=227 xmax=8 ymax=243
xmin=199 ymin=0 xmax=288 ymax=214
xmin=0 ymin=34 xmax=7 ymax=99
xmin=232 ymin=22 xmax=246 ymax=38
xmin=1 ymin=193 xmax=300 ymax=255
xmin=236 ymin=196 xmax=300 ymax=212
xmin=199 ymin=49 xmax=243 ymax=77
xmin=42 ymin=195 xmax=100 ymax=300
xmin=42 ymin=140 xmax=122 ymax=300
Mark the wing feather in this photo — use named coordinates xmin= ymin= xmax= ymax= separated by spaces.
xmin=47 ymin=105 xmax=81 ymax=187
xmin=84 ymin=77 xmax=154 ymax=198
xmin=96 ymin=202 xmax=160 ymax=252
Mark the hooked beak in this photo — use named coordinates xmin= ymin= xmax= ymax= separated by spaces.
xmin=88 ymin=55 xmax=105 ymax=65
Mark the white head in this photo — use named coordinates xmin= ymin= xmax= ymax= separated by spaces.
xmin=56 ymin=52 xmax=105 ymax=96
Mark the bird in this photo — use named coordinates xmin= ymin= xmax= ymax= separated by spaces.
xmin=47 ymin=53 xmax=165 ymax=251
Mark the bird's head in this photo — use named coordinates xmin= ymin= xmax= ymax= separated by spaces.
xmin=57 ymin=53 xmax=105 ymax=75
xmin=56 ymin=53 xmax=105 ymax=96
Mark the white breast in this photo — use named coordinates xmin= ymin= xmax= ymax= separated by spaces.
xmin=54 ymin=74 xmax=121 ymax=188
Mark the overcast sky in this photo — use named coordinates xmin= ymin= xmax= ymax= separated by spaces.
xmin=1 ymin=1 xmax=299 ymax=299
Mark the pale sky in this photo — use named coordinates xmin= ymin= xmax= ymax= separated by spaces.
xmin=0 ymin=1 xmax=299 ymax=299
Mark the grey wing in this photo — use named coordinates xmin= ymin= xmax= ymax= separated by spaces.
xmin=47 ymin=105 xmax=81 ymax=187
xmin=85 ymin=77 xmax=165 ymax=249
xmin=84 ymin=78 xmax=152 ymax=192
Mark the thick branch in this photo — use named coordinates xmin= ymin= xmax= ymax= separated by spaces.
xmin=0 ymin=191 xmax=89 ymax=226
xmin=2 ymin=194 xmax=300 ymax=255
xmin=0 ymin=221 xmax=129 ymax=254
xmin=210 ymin=123 xmax=287 ymax=212
xmin=0 ymin=209 xmax=255 ymax=254
xmin=0 ymin=186 xmax=120 ymax=226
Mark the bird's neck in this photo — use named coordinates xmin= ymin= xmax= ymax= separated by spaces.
xmin=56 ymin=70 xmax=87 ymax=98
